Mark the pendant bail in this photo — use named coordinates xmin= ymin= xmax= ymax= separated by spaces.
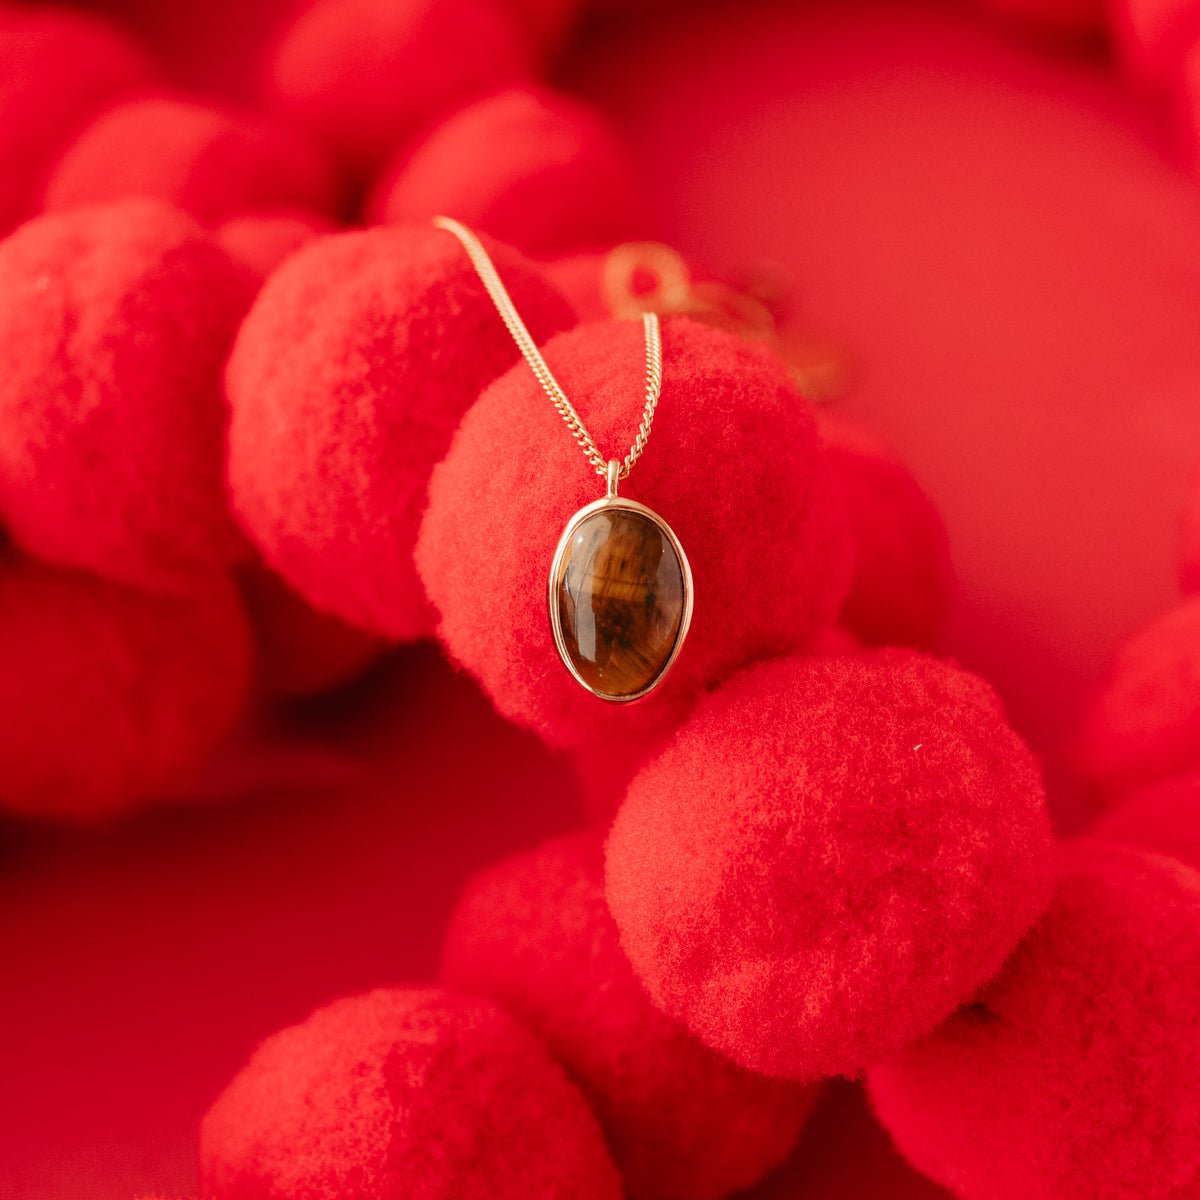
xmin=606 ymin=459 xmax=621 ymax=498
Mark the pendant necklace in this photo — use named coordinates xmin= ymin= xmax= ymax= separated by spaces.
xmin=435 ymin=216 xmax=693 ymax=703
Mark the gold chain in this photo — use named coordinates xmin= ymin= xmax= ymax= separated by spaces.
xmin=434 ymin=215 xmax=663 ymax=481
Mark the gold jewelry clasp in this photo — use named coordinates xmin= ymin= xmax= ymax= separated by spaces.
xmin=606 ymin=460 xmax=620 ymax=499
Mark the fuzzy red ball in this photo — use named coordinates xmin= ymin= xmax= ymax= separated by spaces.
xmin=820 ymin=413 xmax=953 ymax=650
xmin=1181 ymin=463 xmax=1200 ymax=593
xmin=215 ymin=210 xmax=335 ymax=278
xmin=227 ymin=223 xmax=574 ymax=639
xmin=1075 ymin=597 xmax=1200 ymax=801
xmin=417 ymin=318 xmax=853 ymax=748
xmin=43 ymin=96 xmax=341 ymax=227
xmin=869 ymin=841 xmax=1200 ymax=1200
xmin=1092 ymin=773 xmax=1200 ymax=871
xmin=1111 ymin=0 xmax=1200 ymax=84
xmin=604 ymin=651 xmax=1053 ymax=1081
xmin=200 ymin=987 xmax=622 ymax=1200
xmin=237 ymin=561 xmax=384 ymax=698
xmin=371 ymin=87 xmax=644 ymax=257
xmin=0 ymin=199 xmax=256 ymax=589
xmin=0 ymin=8 xmax=152 ymax=234
xmin=264 ymin=0 xmax=529 ymax=179
xmin=0 ymin=550 xmax=253 ymax=821
xmin=442 ymin=832 xmax=820 ymax=1200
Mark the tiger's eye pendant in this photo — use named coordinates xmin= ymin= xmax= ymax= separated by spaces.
xmin=549 ymin=461 xmax=693 ymax=702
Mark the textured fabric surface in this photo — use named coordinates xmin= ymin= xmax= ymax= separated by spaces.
xmin=442 ymin=831 xmax=819 ymax=1200
xmin=0 ymin=198 xmax=256 ymax=589
xmin=200 ymin=987 xmax=622 ymax=1200
xmin=605 ymin=650 xmax=1054 ymax=1080
xmin=226 ymin=222 xmax=574 ymax=639
xmin=417 ymin=316 xmax=853 ymax=748
xmin=1075 ymin=597 xmax=1200 ymax=801
xmin=0 ymin=550 xmax=253 ymax=820
xmin=869 ymin=841 xmax=1200 ymax=1200
xmin=371 ymin=86 xmax=644 ymax=256
xmin=263 ymin=0 xmax=530 ymax=178
xmin=44 ymin=96 xmax=341 ymax=226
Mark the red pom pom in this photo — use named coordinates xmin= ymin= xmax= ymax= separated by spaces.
xmin=1074 ymin=597 xmax=1200 ymax=802
xmin=820 ymin=413 xmax=953 ymax=650
xmin=442 ymin=832 xmax=820 ymax=1199
xmin=1181 ymin=462 xmax=1200 ymax=593
xmin=200 ymin=987 xmax=622 ymax=1200
xmin=237 ymin=560 xmax=384 ymax=698
xmin=215 ymin=210 xmax=335 ymax=278
xmin=227 ymin=224 xmax=574 ymax=639
xmin=868 ymin=841 xmax=1200 ymax=1200
xmin=967 ymin=0 xmax=1105 ymax=39
xmin=371 ymin=87 xmax=644 ymax=256
xmin=44 ymin=96 xmax=341 ymax=227
xmin=0 ymin=8 xmax=152 ymax=234
xmin=417 ymin=318 xmax=853 ymax=748
xmin=1111 ymin=0 xmax=1200 ymax=84
xmin=0 ymin=199 xmax=256 ymax=589
xmin=1092 ymin=773 xmax=1200 ymax=871
xmin=264 ymin=0 xmax=529 ymax=178
xmin=0 ymin=550 xmax=252 ymax=821
xmin=604 ymin=651 xmax=1053 ymax=1081
xmin=501 ymin=0 xmax=581 ymax=53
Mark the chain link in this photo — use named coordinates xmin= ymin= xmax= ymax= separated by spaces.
xmin=434 ymin=215 xmax=662 ymax=481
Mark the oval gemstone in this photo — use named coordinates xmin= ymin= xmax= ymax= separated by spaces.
xmin=554 ymin=505 xmax=686 ymax=698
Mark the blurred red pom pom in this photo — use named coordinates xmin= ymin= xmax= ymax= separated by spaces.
xmin=263 ymin=0 xmax=529 ymax=179
xmin=869 ymin=841 xmax=1200 ymax=1200
xmin=417 ymin=318 xmax=853 ymax=748
xmin=605 ymin=651 xmax=1053 ymax=1080
xmin=1111 ymin=0 xmax=1200 ymax=85
xmin=968 ymin=0 xmax=1105 ymax=39
xmin=227 ymin=223 xmax=574 ymax=639
xmin=0 ymin=199 xmax=256 ymax=589
xmin=820 ymin=413 xmax=953 ymax=650
xmin=215 ymin=210 xmax=336 ymax=279
xmin=499 ymin=0 xmax=581 ymax=54
xmin=200 ymin=987 xmax=622 ymax=1200
xmin=1091 ymin=772 xmax=1200 ymax=871
xmin=371 ymin=87 xmax=644 ymax=256
xmin=44 ymin=96 xmax=342 ymax=227
xmin=0 ymin=550 xmax=252 ymax=821
xmin=442 ymin=832 xmax=820 ymax=1199
xmin=237 ymin=560 xmax=385 ymax=698
xmin=0 ymin=7 xmax=153 ymax=234
xmin=1074 ymin=597 xmax=1200 ymax=801
xmin=1181 ymin=462 xmax=1200 ymax=593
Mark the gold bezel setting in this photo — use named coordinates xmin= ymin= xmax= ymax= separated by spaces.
xmin=548 ymin=494 xmax=694 ymax=703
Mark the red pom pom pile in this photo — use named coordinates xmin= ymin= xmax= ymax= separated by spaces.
xmin=215 ymin=210 xmax=334 ymax=278
xmin=0 ymin=199 xmax=255 ymax=589
xmin=442 ymin=832 xmax=821 ymax=1199
xmin=605 ymin=651 xmax=1053 ymax=1080
xmin=263 ymin=0 xmax=529 ymax=178
xmin=371 ymin=86 xmax=644 ymax=256
xmin=44 ymin=96 xmax=341 ymax=226
xmin=869 ymin=841 xmax=1200 ymax=1200
xmin=200 ymin=988 xmax=622 ymax=1200
xmin=418 ymin=317 xmax=853 ymax=748
xmin=227 ymin=223 xmax=574 ymax=639
xmin=1074 ymin=597 xmax=1200 ymax=802
xmin=0 ymin=7 xmax=152 ymax=234
xmin=1180 ymin=462 xmax=1200 ymax=593
xmin=0 ymin=549 xmax=252 ymax=820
